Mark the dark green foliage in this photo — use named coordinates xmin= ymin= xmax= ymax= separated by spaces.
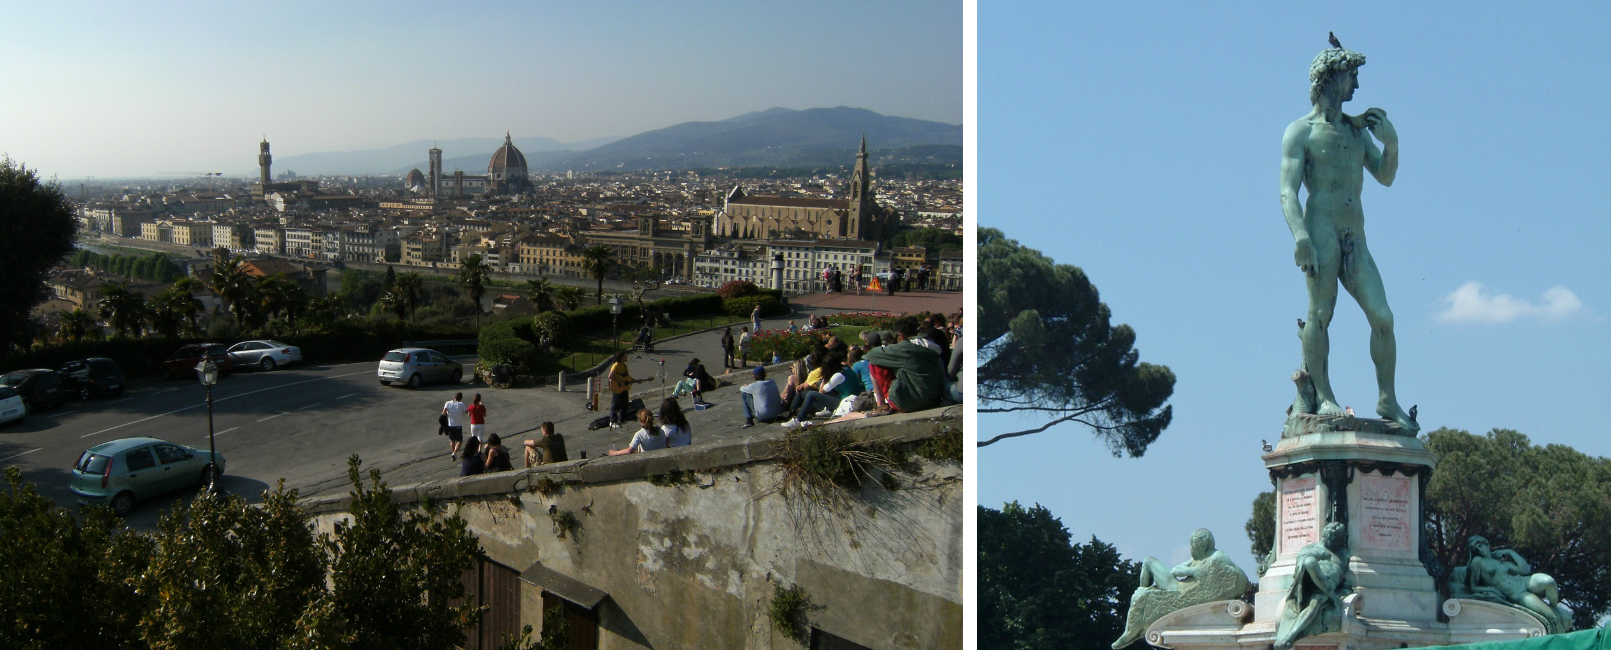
xmin=916 ymin=426 xmax=964 ymax=464
xmin=768 ymin=583 xmax=812 ymax=643
xmin=495 ymin=607 xmax=569 ymax=650
xmin=1247 ymin=491 xmax=1275 ymax=568
xmin=723 ymin=295 xmax=786 ymax=318
xmin=549 ymin=509 xmax=581 ymax=541
xmin=800 ymin=429 xmax=860 ymax=488
xmin=0 ymin=158 xmax=77 ymax=352
xmin=652 ymin=293 xmax=724 ymax=318
xmin=530 ymin=312 xmax=571 ymax=343
xmin=648 ymin=470 xmax=697 ymax=487
xmin=1422 ymin=428 xmax=1611 ymax=630
xmin=887 ymin=226 xmax=963 ymax=252
xmin=979 ymin=502 xmax=1140 ymax=650
xmin=68 ymin=249 xmax=179 ymax=282
xmin=0 ymin=467 xmax=150 ymax=649
xmin=479 ymin=336 xmax=540 ymax=374
xmin=978 ymin=227 xmax=1175 ymax=454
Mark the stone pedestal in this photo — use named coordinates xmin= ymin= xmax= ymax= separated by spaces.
xmin=1142 ymin=417 xmax=1547 ymax=649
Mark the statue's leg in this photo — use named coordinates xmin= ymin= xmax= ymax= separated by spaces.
xmin=1516 ymin=592 xmax=1563 ymax=628
xmin=1341 ymin=244 xmax=1416 ymax=431
xmin=1528 ymin=573 xmax=1560 ymax=605
xmin=1139 ymin=557 xmax=1177 ymax=591
xmin=1302 ymin=232 xmax=1345 ymax=416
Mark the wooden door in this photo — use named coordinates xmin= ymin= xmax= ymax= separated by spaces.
xmin=540 ymin=591 xmax=598 ymax=650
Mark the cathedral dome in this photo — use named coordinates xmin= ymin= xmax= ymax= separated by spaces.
xmin=488 ymin=132 xmax=528 ymax=174
xmin=404 ymin=168 xmax=426 ymax=189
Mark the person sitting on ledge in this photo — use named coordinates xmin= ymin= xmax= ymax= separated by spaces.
xmin=523 ymin=421 xmax=566 ymax=468
xmin=862 ymin=316 xmax=946 ymax=413
xmin=608 ymin=409 xmax=666 ymax=456
xmin=739 ymin=366 xmax=785 ymax=429
xmin=481 ymin=434 xmax=513 ymax=473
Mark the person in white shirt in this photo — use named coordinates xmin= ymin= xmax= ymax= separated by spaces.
xmin=442 ymin=392 xmax=468 ymax=460
xmin=660 ymin=397 xmax=692 ymax=447
xmin=608 ymin=409 xmax=667 ymax=455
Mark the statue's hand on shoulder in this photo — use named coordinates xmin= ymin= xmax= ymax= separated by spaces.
xmin=1294 ymin=236 xmax=1319 ymax=277
xmin=1363 ymin=108 xmax=1397 ymax=146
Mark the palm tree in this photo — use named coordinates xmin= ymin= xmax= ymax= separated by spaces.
xmin=255 ymin=274 xmax=305 ymax=326
xmin=97 ymin=284 xmax=149 ymax=338
xmin=393 ymin=272 xmax=425 ymax=322
xmin=378 ymin=286 xmax=409 ymax=321
xmin=553 ymin=286 xmax=583 ymax=311
xmin=526 ymin=278 xmax=555 ymax=313
xmin=167 ymin=277 xmax=205 ymax=336
xmin=458 ymin=254 xmax=490 ymax=324
xmin=55 ymin=308 xmax=97 ymax=342
xmin=210 ymin=255 xmax=255 ymax=326
xmin=582 ymin=245 xmax=615 ymax=305
xmin=147 ymin=285 xmax=194 ymax=339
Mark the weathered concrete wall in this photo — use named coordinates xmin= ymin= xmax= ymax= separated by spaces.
xmin=303 ymin=407 xmax=963 ymax=649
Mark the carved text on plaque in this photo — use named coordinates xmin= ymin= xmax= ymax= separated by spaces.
xmin=1360 ymin=473 xmax=1412 ymax=551
xmin=1281 ymin=476 xmax=1318 ymax=555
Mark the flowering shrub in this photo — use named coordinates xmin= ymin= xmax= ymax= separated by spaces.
xmin=747 ymin=329 xmax=818 ymax=363
xmin=717 ymin=280 xmax=761 ymax=299
xmin=824 ymin=311 xmax=901 ymax=327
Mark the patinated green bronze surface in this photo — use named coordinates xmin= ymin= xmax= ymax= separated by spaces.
xmin=1275 ymin=522 xmax=1350 ymax=650
xmin=1112 ymin=529 xmax=1251 ymax=649
xmin=1450 ymin=536 xmax=1572 ymax=634
xmin=1280 ymin=40 xmax=1417 ymax=433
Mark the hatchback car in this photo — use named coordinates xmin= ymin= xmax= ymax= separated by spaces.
xmin=377 ymin=348 xmax=462 ymax=389
xmin=0 ymin=386 xmax=25 ymax=425
xmin=0 ymin=369 xmax=67 ymax=413
xmin=70 ymin=437 xmax=225 ymax=517
xmin=159 ymin=343 xmax=233 ymax=379
xmin=59 ymin=357 xmax=126 ymax=399
xmin=228 ymin=340 xmax=303 ymax=371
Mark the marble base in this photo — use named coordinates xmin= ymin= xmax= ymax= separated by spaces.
xmin=1146 ymin=596 xmax=1545 ymax=649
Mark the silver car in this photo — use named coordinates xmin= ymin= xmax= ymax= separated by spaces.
xmin=228 ymin=340 xmax=303 ymax=371
xmin=377 ymin=348 xmax=462 ymax=389
xmin=70 ymin=437 xmax=225 ymax=516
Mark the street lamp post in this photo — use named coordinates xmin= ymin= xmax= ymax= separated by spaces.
xmin=194 ymin=359 xmax=220 ymax=493
xmin=609 ymin=296 xmax=622 ymax=354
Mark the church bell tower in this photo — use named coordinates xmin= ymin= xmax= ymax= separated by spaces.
xmin=847 ymin=135 xmax=872 ymax=239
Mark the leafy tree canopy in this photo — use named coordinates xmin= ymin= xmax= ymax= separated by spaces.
xmin=977 ymin=227 xmax=1174 ymax=454
xmin=979 ymin=501 xmax=1139 ymax=650
xmin=886 ymin=227 xmax=962 ymax=252
xmin=0 ymin=157 xmax=77 ymax=352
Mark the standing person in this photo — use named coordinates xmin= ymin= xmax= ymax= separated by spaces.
xmin=442 ymin=392 xmax=468 ymax=459
xmin=524 ymin=421 xmax=567 ymax=468
xmin=738 ymin=326 xmax=753 ymax=368
xmin=851 ymin=265 xmax=863 ymax=295
xmin=660 ymin=397 xmax=692 ymax=447
xmin=608 ymin=351 xmax=636 ymax=429
xmin=481 ymin=434 xmax=513 ymax=473
xmin=886 ymin=269 xmax=898 ymax=296
xmin=457 ymin=437 xmax=484 ymax=476
xmin=751 ymin=303 xmax=762 ymax=333
xmin=720 ymin=327 xmax=736 ymax=369
xmin=608 ymin=409 xmax=666 ymax=455
xmin=466 ymin=393 xmax=487 ymax=444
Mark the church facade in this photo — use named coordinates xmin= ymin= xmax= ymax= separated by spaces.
xmin=715 ymin=137 xmax=886 ymax=241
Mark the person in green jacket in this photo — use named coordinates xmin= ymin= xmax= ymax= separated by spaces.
xmin=863 ymin=316 xmax=946 ymax=413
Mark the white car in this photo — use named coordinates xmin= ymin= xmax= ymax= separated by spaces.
xmin=0 ymin=386 xmax=25 ymax=425
xmin=227 ymin=340 xmax=303 ymax=371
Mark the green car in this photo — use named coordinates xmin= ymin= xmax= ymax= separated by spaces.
xmin=70 ymin=437 xmax=225 ymax=516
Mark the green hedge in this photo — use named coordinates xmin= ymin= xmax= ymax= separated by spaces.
xmin=723 ymin=295 xmax=787 ymax=318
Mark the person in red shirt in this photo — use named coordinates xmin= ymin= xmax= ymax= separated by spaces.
xmin=467 ymin=393 xmax=488 ymax=444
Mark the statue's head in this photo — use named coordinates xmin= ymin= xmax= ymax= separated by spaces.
xmin=1310 ymin=46 xmax=1367 ymax=106
xmin=1468 ymin=535 xmax=1492 ymax=558
xmin=1321 ymin=521 xmax=1348 ymax=551
xmin=1189 ymin=528 xmax=1215 ymax=560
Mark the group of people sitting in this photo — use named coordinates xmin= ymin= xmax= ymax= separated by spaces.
xmin=607 ymin=397 xmax=695 ymax=455
xmin=739 ymin=313 xmax=962 ymax=429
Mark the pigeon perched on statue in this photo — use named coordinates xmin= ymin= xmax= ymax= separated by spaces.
xmin=1329 ymin=31 xmax=1342 ymax=49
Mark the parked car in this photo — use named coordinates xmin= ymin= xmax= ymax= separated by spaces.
xmin=377 ymin=348 xmax=462 ymax=389
xmin=0 ymin=369 xmax=67 ymax=413
xmin=70 ymin=437 xmax=225 ymax=517
xmin=0 ymin=386 xmax=24 ymax=425
xmin=227 ymin=340 xmax=303 ymax=371
xmin=159 ymin=343 xmax=233 ymax=380
xmin=59 ymin=357 xmax=126 ymax=399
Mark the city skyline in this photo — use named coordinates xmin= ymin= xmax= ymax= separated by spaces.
xmin=0 ymin=1 xmax=962 ymax=179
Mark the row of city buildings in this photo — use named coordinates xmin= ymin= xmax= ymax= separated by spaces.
xmin=76 ymin=135 xmax=963 ymax=294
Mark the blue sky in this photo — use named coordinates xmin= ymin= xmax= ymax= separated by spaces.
xmin=977 ymin=2 xmax=1611 ymax=572
xmin=0 ymin=0 xmax=961 ymax=179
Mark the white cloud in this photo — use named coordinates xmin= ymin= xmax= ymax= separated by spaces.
xmin=1437 ymin=282 xmax=1583 ymax=323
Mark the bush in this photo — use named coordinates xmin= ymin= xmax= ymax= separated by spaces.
xmin=653 ymin=294 xmax=723 ymax=319
xmin=825 ymin=311 xmax=901 ymax=327
xmin=717 ymin=280 xmax=760 ymax=300
xmin=747 ymin=330 xmax=817 ymax=363
xmin=480 ymin=336 xmax=539 ymax=374
xmin=723 ymin=295 xmax=786 ymax=319
xmin=530 ymin=312 xmax=570 ymax=345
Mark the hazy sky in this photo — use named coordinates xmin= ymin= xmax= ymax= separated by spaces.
xmin=0 ymin=0 xmax=962 ymax=179
xmin=979 ymin=1 xmax=1611 ymax=573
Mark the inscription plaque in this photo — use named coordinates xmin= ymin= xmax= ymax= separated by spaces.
xmin=1281 ymin=476 xmax=1318 ymax=555
xmin=1360 ymin=472 xmax=1413 ymax=551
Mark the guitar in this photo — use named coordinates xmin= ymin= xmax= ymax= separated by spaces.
xmin=610 ymin=375 xmax=649 ymax=394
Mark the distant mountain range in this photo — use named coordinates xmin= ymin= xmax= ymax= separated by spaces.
xmin=267 ymin=107 xmax=960 ymax=177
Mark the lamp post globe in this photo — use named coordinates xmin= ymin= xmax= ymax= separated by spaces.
xmin=609 ymin=296 xmax=622 ymax=353
xmin=194 ymin=359 xmax=220 ymax=493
